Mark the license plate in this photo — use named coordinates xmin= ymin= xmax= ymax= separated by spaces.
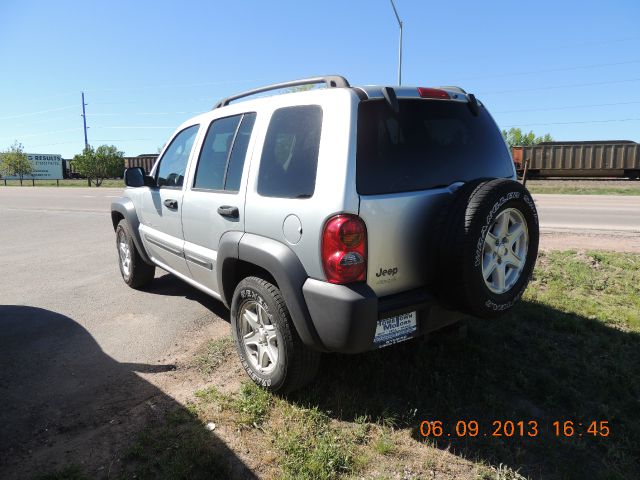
xmin=374 ymin=311 xmax=417 ymax=348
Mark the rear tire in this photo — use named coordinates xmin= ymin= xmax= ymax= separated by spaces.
xmin=116 ymin=220 xmax=155 ymax=289
xmin=438 ymin=179 xmax=539 ymax=318
xmin=231 ymin=276 xmax=320 ymax=393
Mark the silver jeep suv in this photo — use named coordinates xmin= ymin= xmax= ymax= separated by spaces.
xmin=111 ymin=76 xmax=539 ymax=392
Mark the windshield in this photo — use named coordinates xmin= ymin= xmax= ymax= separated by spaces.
xmin=356 ymin=99 xmax=513 ymax=195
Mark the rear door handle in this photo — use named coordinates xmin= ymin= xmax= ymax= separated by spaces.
xmin=164 ymin=199 xmax=178 ymax=210
xmin=217 ymin=205 xmax=239 ymax=219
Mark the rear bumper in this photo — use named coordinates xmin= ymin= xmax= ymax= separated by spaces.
xmin=302 ymin=278 xmax=464 ymax=353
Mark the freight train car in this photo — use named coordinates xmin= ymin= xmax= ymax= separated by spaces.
xmin=124 ymin=154 xmax=157 ymax=174
xmin=513 ymin=141 xmax=640 ymax=179
xmin=62 ymin=154 xmax=158 ymax=178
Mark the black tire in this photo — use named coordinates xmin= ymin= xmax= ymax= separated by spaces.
xmin=115 ymin=219 xmax=155 ymax=289
xmin=437 ymin=178 xmax=539 ymax=318
xmin=230 ymin=276 xmax=320 ymax=393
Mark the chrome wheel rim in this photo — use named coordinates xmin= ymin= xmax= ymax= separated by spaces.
xmin=239 ymin=300 xmax=279 ymax=374
xmin=482 ymin=208 xmax=529 ymax=294
xmin=117 ymin=230 xmax=131 ymax=277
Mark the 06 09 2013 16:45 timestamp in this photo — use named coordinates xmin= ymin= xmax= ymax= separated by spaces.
xmin=419 ymin=420 xmax=610 ymax=438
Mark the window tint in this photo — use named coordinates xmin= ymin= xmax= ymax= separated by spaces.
xmin=257 ymin=105 xmax=322 ymax=198
xmin=193 ymin=113 xmax=256 ymax=192
xmin=194 ymin=115 xmax=242 ymax=191
xmin=225 ymin=113 xmax=256 ymax=191
xmin=356 ymin=100 xmax=513 ymax=195
xmin=157 ymin=125 xmax=199 ymax=188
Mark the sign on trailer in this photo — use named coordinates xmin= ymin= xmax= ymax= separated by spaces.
xmin=3 ymin=154 xmax=63 ymax=180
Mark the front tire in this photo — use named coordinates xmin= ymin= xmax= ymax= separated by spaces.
xmin=115 ymin=220 xmax=155 ymax=289
xmin=230 ymin=276 xmax=320 ymax=393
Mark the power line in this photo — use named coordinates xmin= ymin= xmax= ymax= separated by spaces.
xmin=460 ymin=59 xmax=640 ymax=81
xmin=89 ymin=111 xmax=201 ymax=117
xmin=479 ymin=77 xmax=640 ymax=95
xmin=93 ymin=126 xmax=175 ymax=130
xmin=502 ymin=118 xmax=640 ymax=127
xmin=494 ymin=100 xmax=640 ymax=114
xmin=0 ymin=128 xmax=82 ymax=142
xmin=84 ymin=78 xmax=269 ymax=95
xmin=0 ymin=105 xmax=76 ymax=121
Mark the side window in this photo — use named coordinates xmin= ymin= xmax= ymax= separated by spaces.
xmin=225 ymin=113 xmax=256 ymax=191
xmin=257 ymin=106 xmax=322 ymax=198
xmin=156 ymin=125 xmax=199 ymax=188
xmin=193 ymin=113 xmax=257 ymax=192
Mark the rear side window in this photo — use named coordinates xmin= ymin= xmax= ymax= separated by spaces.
xmin=257 ymin=105 xmax=323 ymax=198
xmin=156 ymin=124 xmax=199 ymax=188
xmin=193 ymin=113 xmax=256 ymax=192
xmin=225 ymin=113 xmax=256 ymax=191
xmin=356 ymin=100 xmax=513 ymax=195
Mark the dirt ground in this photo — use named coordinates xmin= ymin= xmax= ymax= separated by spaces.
xmin=527 ymin=179 xmax=639 ymax=187
xmin=539 ymin=230 xmax=640 ymax=253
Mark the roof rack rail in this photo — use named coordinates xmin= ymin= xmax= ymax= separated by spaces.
xmin=213 ymin=75 xmax=350 ymax=109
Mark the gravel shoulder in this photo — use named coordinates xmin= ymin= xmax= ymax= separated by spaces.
xmin=540 ymin=230 xmax=640 ymax=253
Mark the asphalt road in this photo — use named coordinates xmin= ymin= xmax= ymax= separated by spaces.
xmin=0 ymin=187 xmax=227 ymax=362
xmin=0 ymin=186 xmax=232 ymax=473
xmin=533 ymin=194 xmax=640 ymax=233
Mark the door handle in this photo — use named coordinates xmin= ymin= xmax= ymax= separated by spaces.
xmin=164 ymin=199 xmax=178 ymax=210
xmin=217 ymin=205 xmax=239 ymax=219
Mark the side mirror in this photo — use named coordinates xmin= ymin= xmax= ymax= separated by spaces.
xmin=124 ymin=167 xmax=154 ymax=187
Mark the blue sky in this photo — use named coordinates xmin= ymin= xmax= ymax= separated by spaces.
xmin=1 ymin=0 xmax=639 ymax=158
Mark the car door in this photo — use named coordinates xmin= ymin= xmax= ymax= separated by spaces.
xmin=181 ymin=113 xmax=257 ymax=295
xmin=139 ymin=124 xmax=200 ymax=278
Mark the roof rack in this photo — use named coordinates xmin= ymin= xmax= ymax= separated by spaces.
xmin=213 ymin=75 xmax=350 ymax=109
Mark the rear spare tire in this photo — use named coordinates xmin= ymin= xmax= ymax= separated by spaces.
xmin=438 ymin=178 xmax=539 ymax=318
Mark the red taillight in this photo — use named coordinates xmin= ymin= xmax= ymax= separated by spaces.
xmin=322 ymin=214 xmax=367 ymax=284
xmin=417 ymin=87 xmax=450 ymax=99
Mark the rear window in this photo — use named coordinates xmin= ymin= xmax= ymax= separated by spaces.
xmin=257 ymin=105 xmax=323 ymax=198
xmin=356 ymin=99 xmax=513 ymax=195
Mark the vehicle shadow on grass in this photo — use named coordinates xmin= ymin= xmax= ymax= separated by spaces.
xmin=0 ymin=305 xmax=253 ymax=480
xmin=291 ymin=301 xmax=640 ymax=480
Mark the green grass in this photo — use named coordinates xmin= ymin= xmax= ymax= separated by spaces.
xmin=525 ymin=184 xmax=640 ymax=195
xmin=195 ymin=382 xmax=272 ymax=427
xmin=33 ymin=465 xmax=88 ymax=480
xmin=372 ymin=430 xmax=395 ymax=455
xmin=273 ymin=404 xmax=357 ymax=480
xmin=121 ymin=409 xmax=232 ymax=480
xmin=0 ymin=178 xmax=124 ymax=187
xmin=193 ymin=336 xmax=234 ymax=375
xmin=287 ymin=250 xmax=640 ymax=479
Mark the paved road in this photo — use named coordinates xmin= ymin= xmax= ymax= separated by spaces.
xmin=533 ymin=194 xmax=640 ymax=233
xmin=0 ymin=186 xmax=232 ymax=470
xmin=0 ymin=187 xmax=226 ymax=362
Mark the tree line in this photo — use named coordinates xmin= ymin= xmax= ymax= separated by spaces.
xmin=0 ymin=142 xmax=126 ymax=186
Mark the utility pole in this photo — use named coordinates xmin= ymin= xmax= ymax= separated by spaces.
xmin=81 ymin=92 xmax=89 ymax=148
xmin=81 ymin=92 xmax=90 ymax=185
xmin=389 ymin=0 xmax=403 ymax=85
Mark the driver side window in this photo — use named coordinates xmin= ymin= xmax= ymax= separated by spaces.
xmin=156 ymin=125 xmax=199 ymax=188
